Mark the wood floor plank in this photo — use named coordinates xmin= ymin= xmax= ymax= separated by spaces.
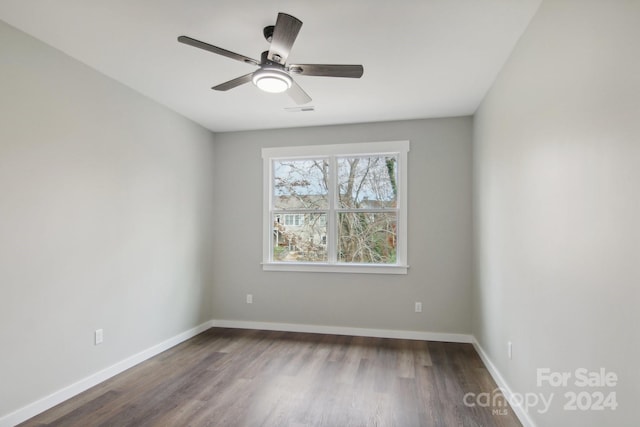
xmin=19 ymin=328 xmax=522 ymax=427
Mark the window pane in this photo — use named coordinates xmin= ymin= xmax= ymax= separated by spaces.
xmin=337 ymin=212 xmax=397 ymax=264
xmin=273 ymin=213 xmax=327 ymax=262
xmin=337 ymin=155 xmax=398 ymax=209
xmin=274 ymin=159 xmax=329 ymax=209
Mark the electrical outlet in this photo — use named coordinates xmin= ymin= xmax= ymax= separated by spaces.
xmin=246 ymin=294 xmax=253 ymax=304
xmin=95 ymin=329 xmax=104 ymax=345
xmin=508 ymin=341 xmax=513 ymax=360
xmin=414 ymin=302 xmax=422 ymax=313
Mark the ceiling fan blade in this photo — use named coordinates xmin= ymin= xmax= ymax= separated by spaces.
xmin=178 ymin=36 xmax=259 ymax=66
xmin=212 ymin=73 xmax=254 ymax=91
xmin=288 ymin=64 xmax=364 ymax=78
xmin=287 ymin=80 xmax=312 ymax=105
xmin=267 ymin=13 xmax=302 ymax=65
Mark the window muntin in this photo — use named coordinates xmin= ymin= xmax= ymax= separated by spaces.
xmin=263 ymin=141 xmax=409 ymax=274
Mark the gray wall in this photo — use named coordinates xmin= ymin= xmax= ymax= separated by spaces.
xmin=0 ymin=21 xmax=216 ymax=417
xmin=212 ymin=118 xmax=473 ymax=334
xmin=473 ymin=1 xmax=639 ymax=426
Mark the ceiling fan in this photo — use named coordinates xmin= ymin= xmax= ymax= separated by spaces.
xmin=178 ymin=12 xmax=364 ymax=105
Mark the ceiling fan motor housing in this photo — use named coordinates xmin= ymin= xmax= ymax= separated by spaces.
xmin=260 ymin=50 xmax=278 ymax=66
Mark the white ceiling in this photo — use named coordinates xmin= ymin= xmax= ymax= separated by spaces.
xmin=0 ymin=0 xmax=541 ymax=133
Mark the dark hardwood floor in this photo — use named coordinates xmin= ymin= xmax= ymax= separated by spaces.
xmin=20 ymin=328 xmax=522 ymax=427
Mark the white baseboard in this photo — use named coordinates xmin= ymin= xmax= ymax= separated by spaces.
xmin=211 ymin=319 xmax=474 ymax=343
xmin=472 ymin=338 xmax=537 ymax=427
xmin=0 ymin=320 xmax=215 ymax=427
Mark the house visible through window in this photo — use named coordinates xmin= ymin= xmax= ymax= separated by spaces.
xmin=262 ymin=141 xmax=409 ymax=274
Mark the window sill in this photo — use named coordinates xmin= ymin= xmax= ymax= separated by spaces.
xmin=262 ymin=262 xmax=409 ymax=275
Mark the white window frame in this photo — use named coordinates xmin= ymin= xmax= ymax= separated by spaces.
xmin=262 ymin=140 xmax=409 ymax=274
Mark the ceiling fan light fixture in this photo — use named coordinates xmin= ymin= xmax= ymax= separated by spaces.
xmin=252 ymin=68 xmax=292 ymax=93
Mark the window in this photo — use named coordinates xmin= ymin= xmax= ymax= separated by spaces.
xmin=283 ymin=214 xmax=305 ymax=226
xmin=263 ymin=141 xmax=409 ymax=274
